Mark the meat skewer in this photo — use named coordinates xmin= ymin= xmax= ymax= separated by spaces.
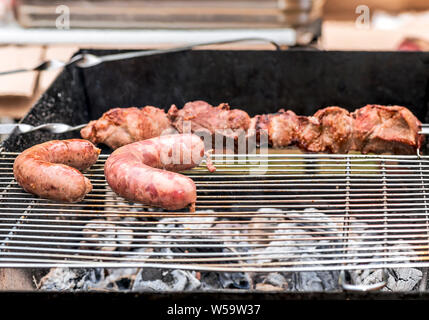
xmin=167 ymin=100 xmax=251 ymax=141
xmin=254 ymin=104 xmax=423 ymax=155
xmin=81 ymin=106 xmax=174 ymax=150
xmin=80 ymin=101 xmax=424 ymax=155
xmin=352 ymin=105 xmax=423 ymax=155
xmin=266 ymin=110 xmax=299 ymax=149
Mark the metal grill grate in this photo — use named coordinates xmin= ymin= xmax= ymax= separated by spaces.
xmin=1 ymin=150 xmax=429 ymax=272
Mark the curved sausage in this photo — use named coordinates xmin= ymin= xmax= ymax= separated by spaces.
xmin=13 ymin=139 xmax=100 ymax=202
xmin=104 ymin=134 xmax=206 ymax=211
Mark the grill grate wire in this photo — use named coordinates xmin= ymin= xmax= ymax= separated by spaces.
xmin=0 ymin=151 xmax=429 ymax=272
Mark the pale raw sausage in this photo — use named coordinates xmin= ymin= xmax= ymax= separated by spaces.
xmin=104 ymin=134 xmax=206 ymax=211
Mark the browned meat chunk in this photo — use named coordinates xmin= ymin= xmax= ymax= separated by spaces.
xmin=266 ymin=105 xmax=422 ymax=155
xmin=313 ymin=106 xmax=354 ymax=153
xmin=168 ymin=101 xmax=251 ymax=140
xmin=248 ymin=113 xmax=275 ymax=146
xmin=250 ymin=114 xmax=273 ymax=135
xmin=267 ymin=110 xmax=299 ymax=148
xmin=295 ymin=115 xmax=323 ymax=152
xmin=294 ymin=106 xmax=354 ymax=153
xmin=261 ymin=107 xmax=353 ymax=152
xmin=352 ymin=104 xmax=423 ymax=154
xmin=80 ymin=106 xmax=172 ymax=149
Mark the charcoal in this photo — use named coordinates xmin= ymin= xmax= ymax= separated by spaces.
xmin=132 ymin=269 xmax=201 ymax=291
xmin=219 ymin=272 xmax=251 ymax=290
xmin=36 ymin=206 xmax=425 ymax=292
xmin=265 ymin=273 xmax=288 ymax=288
xmin=287 ymin=271 xmax=340 ymax=292
xmin=353 ymin=268 xmax=423 ymax=292
xmin=39 ymin=268 xmax=104 ymax=291
xmin=199 ymin=272 xmax=251 ymax=290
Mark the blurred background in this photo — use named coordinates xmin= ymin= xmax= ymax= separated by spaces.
xmin=0 ymin=0 xmax=428 ymax=130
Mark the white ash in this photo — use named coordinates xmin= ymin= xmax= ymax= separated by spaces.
xmin=385 ymin=268 xmax=422 ymax=291
xmin=149 ymin=211 xmax=216 ymax=245
xmin=88 ymin=268 xmax=139 ymax=290
xmin=81 ymin=220 xmax=118 ymax=251
xmin=125 ymin=247 xmax=154 ymax=262
xmin=254 ymin=208 xmax=285 ymax=215
xmin=209 ymin=222 xmax=249 ymax=247
xmin=297 ymin=207 xmax=346 ymax=237
xmin=39 ymin=268 xmax=104 ymax=291
xmin=254 ymin=208 xmax=342 ymax=264
xmin=156 ymin=214 xmax=216 ymax=230
xmin=200 ymin=272 xmax=251 ymax=290
xmin=265 ymin=273 xmax=287 ymax=288
xmin=289 ymin=271 xmax=340 ymax=291
xmin=251 ymin=208 xmax=423 ymax=292
xmin=133 ymin=269 xmax=201 ymax=291
xmin=352 ymin=268 xmax=423 ymax=292
xmin=80 ymin=219 xmax=134 ymax=251
xmin=253 ymin=272 xmax=288 ymax=290
xmin=350 ymin=245 xmax=423 ymax=291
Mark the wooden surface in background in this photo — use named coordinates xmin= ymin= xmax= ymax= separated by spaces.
xmin=324 ymin=0 xmax=429 ymax=20
xmin=0 ymin=268 xmax=35 ymax=291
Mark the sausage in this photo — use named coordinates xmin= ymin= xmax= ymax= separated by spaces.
xmin=13 ymin=139 xmax=100 ymax=203
xmin=104 ymin=134 xmax=206 ymax=211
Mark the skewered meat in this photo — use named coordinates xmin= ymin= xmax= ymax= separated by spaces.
xmin=249 ymin=115 xmax=270 ymax=135
xmin=268 ymin=110 xmax=299 ymax=148
xmin=81 ymin=106 xmax=172 ymax=149
xmin=295 ymin=115 xmax=324 ymax=152
xmin=81 ymin=102 xmax=423 ymax=155
xmin=352 ymin=104 xmax=423 ymax=154
xmin=267 ymin=107 xmax=353 ymax=153
xmin=168 ymin=101 xmax=251 ymax=141
xmin=260 ymin=105 xmax=422 ymax=154
xmin=249 ymin=113 xmax=276 ymax=146
xmin=314 ymin=106 xmax=354 ymax=153
xmin=13 ymin=139 xmax=100 ymax=202
xmin=104 ymin=134 xmax=207 ymax=211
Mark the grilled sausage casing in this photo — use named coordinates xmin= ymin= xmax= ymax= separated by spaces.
xmin=104 ymin=134 xmax=205 ymax=211
xmin=13 ymin=139 xmax=100 ymax=202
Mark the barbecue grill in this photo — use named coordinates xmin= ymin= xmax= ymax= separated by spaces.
xmin=1 ymin=49 xmax=429 ymax=292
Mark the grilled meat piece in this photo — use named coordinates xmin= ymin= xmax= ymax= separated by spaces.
xmin=168 ymin=101 xmax=251 ymax=140
xmin=265 ymin=105 xmax=422 ymax=155
xmin=260 ymin=107 xmax=353 ymax=152
xmin=81 ymin=106 xmax=172 ymax=149
xmin=352 ymin=104 xmax=423 ymax=154
xmin=293 ymin=107 xmax=354 ymax=153
xmin=267 ymin=110 xmax=299 ymax=148
xmin=313 ymin=106 xmax=355 ymax=153
xmin=295 ymin=115 xmax=323 ymax=152
xmin=249 ymin=113 xmax=273 ymax=140
xmin=249 ymin=112 xmax=281 ymax=146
